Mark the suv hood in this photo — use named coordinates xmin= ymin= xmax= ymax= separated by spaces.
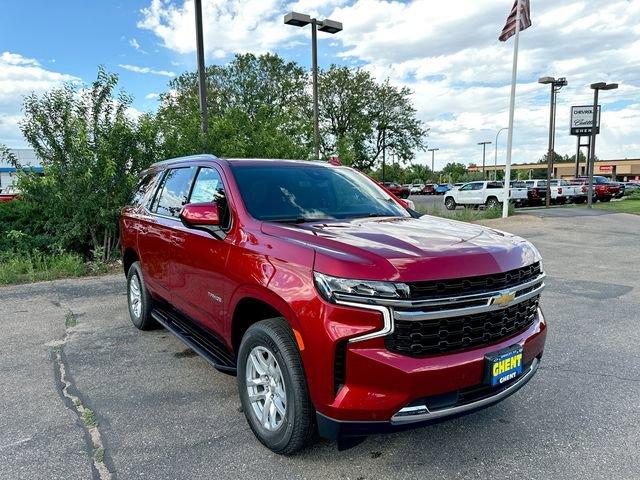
xmin=261 ymin=215 xmax=540 ymax=282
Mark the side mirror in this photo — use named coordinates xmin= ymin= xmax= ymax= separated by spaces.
xmin=180 ymin=202 xmax=220 ymax=227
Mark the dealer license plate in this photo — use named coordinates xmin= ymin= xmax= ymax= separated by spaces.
xmin=485 ymin=345 xmax=524 ymax=386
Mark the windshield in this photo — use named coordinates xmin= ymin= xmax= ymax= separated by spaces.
xmin=231 ymin=163 xmax=410 ymax=222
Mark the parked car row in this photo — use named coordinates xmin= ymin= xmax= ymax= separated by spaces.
xmin=411 ymin=183 xmax=454 ymax=195
xmin=440 ymin=176 xmax=632 ymax=210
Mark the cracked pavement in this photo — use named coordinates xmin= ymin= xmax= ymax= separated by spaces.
xmin=1 ymin=210 xmax=639 ymax=479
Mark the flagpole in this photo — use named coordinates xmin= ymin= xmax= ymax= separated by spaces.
xmin=502 ymin=0 xmax=522 ymax=218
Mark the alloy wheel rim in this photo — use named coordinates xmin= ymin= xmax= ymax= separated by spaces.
xmin=245 ymin=346 xmax=287 ymax=431
xmin=129 ymin=274 xmax=142 ymax=318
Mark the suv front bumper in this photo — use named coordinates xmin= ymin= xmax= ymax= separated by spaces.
xmin=314 ymin=307 xmax=546 ymax=439
xmin=317 ymin=355 xmax=540 ymax=440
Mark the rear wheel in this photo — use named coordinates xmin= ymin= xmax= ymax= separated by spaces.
xmin=126 ymin=261 xmax=157 ymax=330
xmin=237 ymin=318 xmax=316 ymax=454
xmin=444 ymin=197 xmax=456 ymax=210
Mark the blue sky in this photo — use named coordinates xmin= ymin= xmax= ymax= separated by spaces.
xmin=1 ymin=0 xmax=639 ymax=169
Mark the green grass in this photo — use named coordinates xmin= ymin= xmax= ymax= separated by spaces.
xmin=65 ymin=311 xmax=77 ymax=328
xmin=93 ymin=447 xmax=105 ymax=463
xmin=417 ymin=204 xmax=515 ymax=222
xmin=594 ymin=196 xmax=640 ymax=215
xmin=0 ymin=251 xmax=86 ymax=285
xmin=82 ymin=408 xmax=97 ymax=427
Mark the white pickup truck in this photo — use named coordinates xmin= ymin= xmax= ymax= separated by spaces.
xmin=549 ymin=179 xmax=587 ymax=203
xmin=444 ymin=181 xmax=528 ymax=210
xmin=523 ymin=179 xmax=566 ymax=204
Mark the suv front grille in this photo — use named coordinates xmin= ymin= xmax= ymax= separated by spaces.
xmin=407 ymin=262 xmax=541 ymax=300
xmin=386 ymin=295 xmax=539 ymax=357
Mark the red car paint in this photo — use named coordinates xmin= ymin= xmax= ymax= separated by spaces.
xmin=0 ymin=191 xmax=19 ymax=202
xmin=571 ymin=176 xmax=621 ymax=201
xmin=120 ymin=156 xmax=546 ymax=434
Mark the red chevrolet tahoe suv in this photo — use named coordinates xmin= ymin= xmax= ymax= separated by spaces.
xmin=120 ymin=155 xmax=547 ymax=454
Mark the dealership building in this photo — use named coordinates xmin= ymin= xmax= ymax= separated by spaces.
xmin=0 ymin=149 xmax=42 ymax=192
xmin=475 ymin=158 xmax=640 ymax=181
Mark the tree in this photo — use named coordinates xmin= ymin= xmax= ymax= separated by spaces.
xmin=440 ymin=162 xmax=468 ymax=183
xmin=157 ymin=53 xmax=314 ymax=160
xmin=318 ymin=66 xmax=427 ymax=169
xmin=564 ymin=150 xmax=590 ymax=163
xmin=538 ymin=151 xmax=564 ymax=164
xmin=16 ymin=67 xmax=158 ymax=260
xmin=370 ymin=80 xmax=428 ymax=166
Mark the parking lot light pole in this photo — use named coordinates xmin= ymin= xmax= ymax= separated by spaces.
xmin=284 ymin=12 xmax=342 ymax=160
xmin=428 ymin=148 xmax=439 ymax=183
xmin=194 ymin=0 xmax=208 ymax=134
xmin=538 ymin=76 xmax=567 ymax=208
xmin=478 ymin=142 xmax=491 ymax=179
xmin=494 ymin=128 xmax=508 ymax=180
xmin=587 ymin=82 xmax=618 ymax=208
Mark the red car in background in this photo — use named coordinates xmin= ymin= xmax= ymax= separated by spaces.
xmin=120 ymin=155 xmax=547 ymax=453
xmin=420 ymin=183 xmax=436 ymax=195
xmin=0 ymin=187 xmax=20 ymax=203
xmin=571 ymin=176 xmax=621 ymax=202
xmin=383 ymin=182 xmax=411 ymax=198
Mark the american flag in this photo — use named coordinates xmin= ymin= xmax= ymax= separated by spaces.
xmin=499 ymin=0 xmax=532 ymax=42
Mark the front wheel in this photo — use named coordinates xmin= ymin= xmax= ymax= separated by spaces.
xmin=444 ymin=197 xmax=456 ymax=210
xmin=486 ymin=197 xmax=500 ymax=209
xmin=237 ymin=318 xmax=316 ymax=454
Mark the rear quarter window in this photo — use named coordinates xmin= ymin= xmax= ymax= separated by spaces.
xmin=131 ymin=172 xmax=160 ymax=207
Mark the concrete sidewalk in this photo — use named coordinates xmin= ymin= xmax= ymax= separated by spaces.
xmin=1 ymin=212 xmax=639 ymax=479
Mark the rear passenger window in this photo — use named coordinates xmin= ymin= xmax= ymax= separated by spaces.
xmin=189 ymin=167 xmax=231 ymax=229
xmin=153 ymin=167 xmax=195 ymax=218
xmin=131 ymin=172 xmax=159 ymax=207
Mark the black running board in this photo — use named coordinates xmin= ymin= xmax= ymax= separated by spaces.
xmin=151 ymin=307 xmax=237 ymax=375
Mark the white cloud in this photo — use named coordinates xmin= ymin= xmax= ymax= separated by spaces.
xmin=134 ymin=0 xmax=640 ymax=167
xmin=130 ymin=38 xmax=141 ymax=50
xmin=0 ymin=52 xmax=79 ymax=147
xmin=117 ymin=64 xmax=176 ymax=77
xmin=145 ymin=92 xmax=160 ymax=100
xmin=324 ymin=0 xmax=640 ymax=168
xmin=137 ymin=0 xmax=297 ymax=57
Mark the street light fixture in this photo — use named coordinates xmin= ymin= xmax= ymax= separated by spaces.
xmin=477 ymin=141 xmax=492 ymax=179
xmin=538 ymin=76 xmax=567 ymax=207
xmin=427 ymin=148 xmax=439 ymax=183
xmin=494 ymin=128 xmax=508 ymax=181
xmin=284 ymin=11 xmax=343 ymax=160
xmin=587 ymin=81 xmax=618 ymax=207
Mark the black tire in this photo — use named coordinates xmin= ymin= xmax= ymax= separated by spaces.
xmin=126 ymin=261 xmax=157 ymax=330
xmin=444 ymin=196 xmax=456 ymax=210
xmin=237 ymin=318 xmax=316 ymax=455
xmin=600 ymin=196 xmax=611 ymax=202
xmin=486 ymin=197 xmax=500 ymax=209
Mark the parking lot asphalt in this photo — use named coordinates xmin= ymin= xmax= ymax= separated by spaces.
xmin=1 ymin=211 xmax=640 ymax=479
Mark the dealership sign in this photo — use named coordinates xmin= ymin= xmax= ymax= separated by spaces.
xmin=570 ymin=105 xmax=601 ymax=135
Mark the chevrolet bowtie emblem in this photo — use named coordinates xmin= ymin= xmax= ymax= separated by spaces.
xmin=492 ymin=291 xmax=516 ymax=306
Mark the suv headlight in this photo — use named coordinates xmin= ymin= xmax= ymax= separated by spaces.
xmin=314 ymin=272 xmax=410 ymax=302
